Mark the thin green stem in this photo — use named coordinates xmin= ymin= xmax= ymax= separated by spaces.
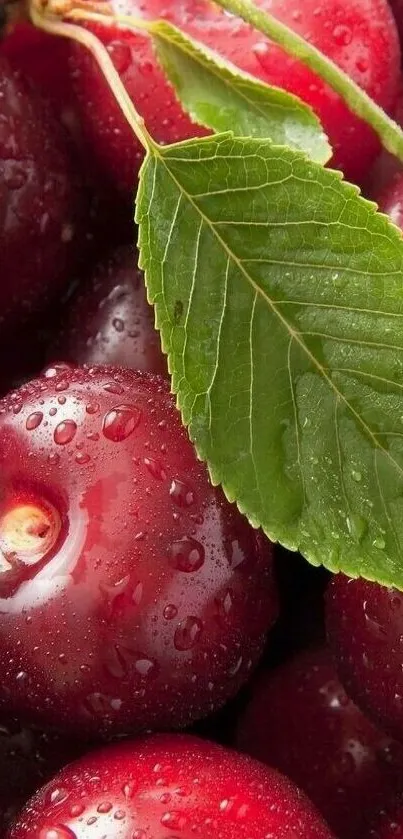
xmin=213 ymin=0 xmax=403 ymax=165
xmin=30 ymin=5 xmax=153 ymax=153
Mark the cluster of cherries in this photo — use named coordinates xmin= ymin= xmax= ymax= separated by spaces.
xmin=2 ymin=0 xmax=403 ymax=836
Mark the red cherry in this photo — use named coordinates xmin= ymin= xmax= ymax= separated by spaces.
xmin=69 ymin=0 xmax=400 ymax=192
xmin=6 ymin=733 xmax=335 ymax=839
xmin=0 ymin=54 xmax=86 ymax=333
xmin=372 ymin=169 xmax=403 ymax=230
xmin=367 ymin=798 xmax=403 ymax=838
xmin=326 ymin=575 xmax=403 ymax=743
xmin=235 ymin=645 xmax=403 ymax=838
xmin=0 ymin=23 xmax=77 ymax=137
xmin=0 ymin=718 xmax=82 ymax=836
xmin=54 ymin=245 xmax=167 ymax=375
xmin=0 ymin=365 xmax=277 ymax=737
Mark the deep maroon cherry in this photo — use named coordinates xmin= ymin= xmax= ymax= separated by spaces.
xmin=54 ymin=245 xmax=166 ymax=374
xmin=372 ymin=169 xmax=403 ymax=230
xmin=69 ymin=0 xmax=400 ymax=192
xmin=367 ymin=797 xmax=403 ymax=838
xmin=236 ymin=645 xmax=403 ymax=838
xmin=0 ymin=54 xmax=86 ymax=332
xmin=0 ymin=365 xmax=277 ymax=737
xmin=0 ymin=23 xmax=77 ymax=137
xmin=7 ymin=733 xmax=335 ymax=839
xmin=389 ymin=0 xmax=403 ymax=44
xmin=326 ymin=575 xmax=403 ymax=743
xmin=0 ymin=718 xmax=82 ymax=836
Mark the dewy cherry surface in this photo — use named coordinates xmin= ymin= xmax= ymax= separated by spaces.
xmin=367 ymin=798 xmax=403 ymax=838
xmin=7 ymin=733 xmax=336 ymax=839
xmin=69 ymin=0 xmax=400 ymax=191
xmin=54 ymin=244 xmax=167 ymax=375
xmin=326 ymin=574 xmax=403 ymax=743
xmin=0 ymin=54 xmax=85 ymax=333
xmin=0 ymin=365 xmax=277 ymax=737
xmin=0 ymin=717 xmax=83 ymax=836
xmin=235 ymin=645 xmax=403 ymax=839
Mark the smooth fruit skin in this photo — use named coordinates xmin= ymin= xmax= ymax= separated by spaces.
xmin=367 ymin=799 xmax=403 ymax=838
xmin=70 ymin=0 xmax=400 ymax=192
xmin=326 ymin=574 xmax=403 ymax=743
xmin=0 ymin=365 xmax=277 ymax=737
xmin=7 ymin=733 xmax=336 ymax=839
xmin=235 ymin=645 xmax=403 ymax=838
xmin=0 ymin=24 xmax=76 ymax=135
xmin=0 ymin=718 xmax=82 ymax=836
xmin=55 ymin=245 xmax=167 ymax=374
xmin=0 ymin=55 xmax=84 ymax=333
xmin=389 ymin=0 xmax=403 ymax=43
xmin=373 ymin=170 xmax=403 ymax=230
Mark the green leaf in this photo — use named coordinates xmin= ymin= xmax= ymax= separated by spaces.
xmin=213 ymin=0 xmax=403 ymax=167
xmin=147 ymin=19 xmax=331 ymax=164
xmin=137 ymin=132 xmax=403 ymax=589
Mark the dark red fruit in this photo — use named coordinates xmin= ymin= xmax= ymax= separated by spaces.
xmin=367 ymin=797 xmax=403 ymax=838
xmin=70 ymin=0 xmax=400 ymax=192
xmin=236 ymin=645 xmax=403 ymax=838
xmin=389 ymin=0 xmax=403 ymax=43
xmin=1 ymin=23 xmax=77 ymax=137
xmin=55 ymin=245 xmax=166 ymax=374
xmin=7 ymin=733 xmax=335 ymax=839
xmin=0 ymin=54 xmax=84 ymax=332
xmin=0 ymin=718 xmax=82 ymax=836
xmin=373 ymin=169 xmax=403 ymax=230
xmin=0 ymin=365 xmax=277 ymax=737
xmin=326 ymin=575 xmax=403 ymax=743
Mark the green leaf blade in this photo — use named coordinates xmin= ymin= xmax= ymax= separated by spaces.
xmin=137 ymin=134 xmax=403 ymax=589
xmin=149 ymin=20 xmax=331 ymax=164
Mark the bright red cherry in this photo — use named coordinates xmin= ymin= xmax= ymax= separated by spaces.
xmin=0 ymin=54 xmax=86 ymax=333
xmin=0 ymin=365 xmax=277 ymax=737
xmin=6 ymin=733 xmax=336 ymax=839
xmin=236 ymin=645 xmax=403 ymax=838
xmin=0 ymin=718 xmax=82 ymax=836
xmin=326 ymin=575 xmax=403 ymax=743
xmin=54 ymin=245 xmax=167 ymax=374
xmin=68 ymin=0 xmax=400 ymax=192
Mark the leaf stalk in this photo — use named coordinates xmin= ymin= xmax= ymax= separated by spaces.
xmin=213 ymin=0 xmax=403 ymax=166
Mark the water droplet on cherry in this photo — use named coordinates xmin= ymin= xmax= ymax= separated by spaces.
xmin=170 ymin=537 xmax=205 ymax=572
xmin=174 ymin=617 xmax=203 ymax=651
xmin=26 ymin=411 xmax=43 ymax=430
xmin=102 ymin=405 xmax=141 ymax=442
xmin=54 ymin=420 xmax=77 ymax=445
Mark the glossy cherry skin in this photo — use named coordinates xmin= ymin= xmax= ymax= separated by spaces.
xmin=326 ymin=574 xmax=403 ymax=743
xmin=0 ymin=55 xmax=86 ymax=333
xmin=7 ymin=733 xmax=335 ymax=839
xmin=389 ymin=0 xmax=403 ymax=43
xmin=372 ymin=169 xmax=403 ymax=230
xmin=0 ymin=718 xmax=82 ymax=836
xmin=0 ymin=365 xmax=277 ymax=737
xmin=70 ymin=0 xmax=400 ymax=192
xmin=55 ymin=245 xmax=167 ymax=374
xmin=236 ymin=645 xmax=403 ymax=838
xmin=0 ymin=24 xmax=76 ymax=136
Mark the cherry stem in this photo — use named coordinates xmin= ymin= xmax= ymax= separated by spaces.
xmin=30 ymin=3 xmax=153 ymax=153
xmin=213 ymin=0 xmax=403 ymax=166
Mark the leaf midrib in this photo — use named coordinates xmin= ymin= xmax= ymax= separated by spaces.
xmin=149 ymin=142 xmax=403 ymax=486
